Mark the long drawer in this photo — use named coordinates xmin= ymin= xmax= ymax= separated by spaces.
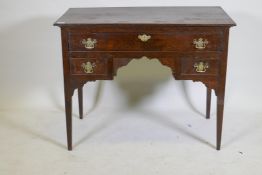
xmin=68 ymin=29 xmax=224 ymax=52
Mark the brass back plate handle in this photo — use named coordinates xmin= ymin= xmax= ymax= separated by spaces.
xmin=194 ymin=61 xmax=209 ymax=73
xmin=82 ymin=38 xmax=97 ymax=49
xmin=193 ymin=38 xmax=209 ymax=49
xmin=81 ymin=61 xmax=96 ymax=73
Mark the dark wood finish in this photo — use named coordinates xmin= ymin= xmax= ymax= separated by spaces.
xmin=68 ymin=30 xmax=223 ymax=52
xmin=180 ymin=54 xmax=219 ymax=76
xmin=206 ymin=88 xmax=211 ymax=119
xmin=216 ymin=28 xmax=230 ymax=150
xmin=54 ymin=7 xmax=236 ymax=150
xmin=54 ymin=7 xmax=235 ymax=26
xmin=70 ymin=58 xmax=109 ymax=75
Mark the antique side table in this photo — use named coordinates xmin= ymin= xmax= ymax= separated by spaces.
xmin=54 ymin=7 xmax=236 ymax=150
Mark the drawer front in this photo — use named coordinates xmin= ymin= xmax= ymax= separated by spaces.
xmin=180 ymin=54 xmax=219 ymax=76
xmin=70 ymin=53 xmax=111 ymax=76
xmin=68 ymin=30 xmax=223 ymax=52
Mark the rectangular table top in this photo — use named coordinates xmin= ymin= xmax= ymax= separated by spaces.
xmin=54 ymin=6 xmax=236 ymax=27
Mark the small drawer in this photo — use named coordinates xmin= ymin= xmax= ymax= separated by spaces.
xmin=69 ymin=53 xmax=111 ymax=76
xmin=180 ymin=55 xmax=219 ymax=76
xmin=68 ymin=28 xmax=223 ymax=52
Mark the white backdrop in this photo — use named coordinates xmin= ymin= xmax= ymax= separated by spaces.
xmin=1 ymin=1 xmax=262 ymax=175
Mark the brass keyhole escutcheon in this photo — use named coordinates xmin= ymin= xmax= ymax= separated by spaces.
xmin=138 ymin=34 xmax=151 ymax=42
xmin=82 ymin=38 xmax=97 ymax=49
xmin=194 ymin=61 xmax=209 ymax=73
xmin=81 ymin=61 xmax=96 ymax=73
xmin=193 ymin=38 xmax=209 ymax=49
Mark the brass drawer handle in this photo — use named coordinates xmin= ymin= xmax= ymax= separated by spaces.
xmin=82 ymin=38 xmax=97 ymax=49
xmin=81 ymin=61 xmax=96 ymax=73
xmin=194 ymin=61 xmax=209 ymax=73
xmin=193 ymin=38 xmax=209 ymax=49
xmin=138 ymin=34 xmax=151 ymax=42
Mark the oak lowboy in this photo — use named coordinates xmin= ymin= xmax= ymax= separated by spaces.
xmin=54 ymin=7 xmax=236 ymax=150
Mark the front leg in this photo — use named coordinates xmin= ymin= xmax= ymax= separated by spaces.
xmin=64 ymin=81 xmax=73 ymax=151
